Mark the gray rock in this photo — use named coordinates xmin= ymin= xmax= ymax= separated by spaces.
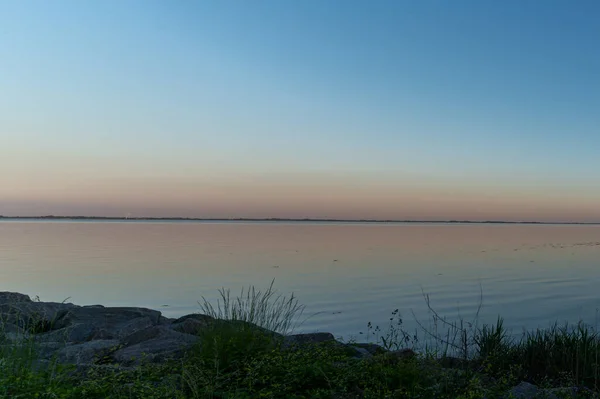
xmin=3 ymin=293 xmax=363 ymax=370
xmin=1 ymin=322 xmax=29 ymax=342
xmin=1 ymin=322 xmax=22 ymax=334
xmin=56 ymin=340 xmax=120 ymax=365
xmin=35 ymin=341 xmax=69 ymax=360
xmin=50 ymin=307 xmax=162 ymax=341
xmin=348 ymin=346 xmax=373 ymax=358
xmin=283 ymin=332 xmax=336 ymax=347
xmin=0 ymin=301 xmax=76 ymax=330
xmin=170 ymin=314 xmax=213 ymax=335
xmin=158 ymin=316 xmax=175 ymax=325
xmin=0 ymin=292 xmax=32 ymax=304
xmin=0 ymin=293 xmax=204 ymax=367
xmin=172 ymin=314 xmax=213 ymax=325
xmin=507 ymin=382 xmax=539 ymax=398
xmin=3 ymin=331 xmax=31 ymax=343
xmin=36 ymin=324 xmax=100 ymax=344
xmin=348 ymin=342 xmax=386 ymax=355
xmin=121 ymin=325 xmax=177 ymax=347
xmin=112 ymin=326 xmax=198 ymax=365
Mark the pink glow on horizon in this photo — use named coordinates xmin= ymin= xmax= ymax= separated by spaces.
xmin=2 ymin=173 xmax=599 ymax=222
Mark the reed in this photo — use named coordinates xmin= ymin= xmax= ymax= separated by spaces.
xmin=198 ymin=279 xmax=306 ymax=335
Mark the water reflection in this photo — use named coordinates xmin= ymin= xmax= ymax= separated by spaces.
xmin=0 ymin=221 xmax=599 ymax=339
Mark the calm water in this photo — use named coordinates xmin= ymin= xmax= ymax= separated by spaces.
xmin=1 ymin=221 xmax=600 ymax=340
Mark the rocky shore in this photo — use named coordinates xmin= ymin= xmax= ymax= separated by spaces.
xmin=0 ymin=292 xmax=389 ymax=368
xmin=0 ymin=292 xmax=593 ymax=398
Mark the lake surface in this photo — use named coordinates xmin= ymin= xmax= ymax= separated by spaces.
xmin=1 ymin=221 xmax=600 ymax=341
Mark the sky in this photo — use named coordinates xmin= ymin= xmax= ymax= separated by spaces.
xmin=1 ymin=0 xmax=599 ymax=221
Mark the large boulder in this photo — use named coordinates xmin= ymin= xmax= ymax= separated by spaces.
xmin=0 ymin=292 xmax=33 ymax=304
xmin=0 ymin=300 xmax=77 ymax=331
xmin=348 ymin=342 xmax=386 ymax=356
xmin=56 ymin=339 xmax=120 ymax=365
xmin=46 ymin=306 xmax=164 ymax=343
xmin=0 ymin=292 xmax=207 ymax=368
xmin=506 ymin=382 xmax=539 ymax=399
xmin=283 ymin=332 xmax=336 ymax=347
xmin=169 ymin=314 xmax=214 ymax=335
xmin=112 ymin=326 xmax=199 ymax=366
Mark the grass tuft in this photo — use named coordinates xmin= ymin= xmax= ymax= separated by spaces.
xmin=198 ymin=279 xmax=305 ymax=336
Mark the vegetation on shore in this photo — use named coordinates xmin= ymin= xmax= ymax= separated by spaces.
xmin=1 ymin=284 xmax=600 ymax=398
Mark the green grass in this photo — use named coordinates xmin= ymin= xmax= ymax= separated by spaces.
xmin=478 ymin=321 xmax=600 ymax=390
xmin=1 ymin=284 xmax=599 ymax=398
xmin=198 ymin=278 xmax=306 ymax=335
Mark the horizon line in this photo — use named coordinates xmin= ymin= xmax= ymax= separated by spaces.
xmin=1 ymin=215 xmax=599 ymax=225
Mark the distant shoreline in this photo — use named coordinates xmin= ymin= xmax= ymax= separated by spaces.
xmin=0 ymin=216 xmax=598 ymax=225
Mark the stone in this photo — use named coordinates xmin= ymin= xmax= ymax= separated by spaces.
xmin=2 ymin=292 xmax=368 ymax=370
xmin=507 ymin=382 xmax=539 ymax=399
xmin=2 ymin=331 xmax=30 ymax=343
xmin=0 ymin=292 xmax=203 ymax=367
xmin=121 ymin=325 xmax=175 ymax=347
xmin=0 ymin=292 xmax=32 ymax=304
xmin=36 ymin=324 xmax=101 ymax=344
xmin=348 ymin=342 xmax=386 ymax=356
xmin=283 ymin=332 xmax=336 ymax=347
xmin=170 ymin=314 xmax=214 ymax=335
xmin=35 ymin=341 xmax=69 ymax=360
xmin=172 ymin=314 xmax=213 ymax=325
xmin=56 ymin=339 xmax=120 ymax=365
xmin=348 ymin=346 xmax=373 ymax=358
xmin=0 ymin=301 xmax=77 ymax=330
xmin=50 ymin=307 xmax=162 ymax=342
xmin=112 ymin=326 xmax=198 ymax=366
xmin=1 ymin=322 xmax=27 ymax=342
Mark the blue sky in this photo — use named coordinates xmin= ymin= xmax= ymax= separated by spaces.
xmin=1 ymin=0 xmax=599 ymax=220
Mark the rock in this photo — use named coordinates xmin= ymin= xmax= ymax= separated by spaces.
xmin=170 ymin=314 xmax=214 ymax=335
xmin=158 ymin=316 xmax=175 ymax=325
xmin=50 ymin=307 xmax=163 ymax=342
xmin=121 ymin=325 xmax=175 ymax=347
xmin=1 ymin=322 xmax=28 ymax=342
xmin=283 ymin=332 xmax=336 ymax=347
xmin=348 ymin=346 xmax=373 ymax=359
xmin=53 ymin=306 xmax=161 ymax=330
xmin=35 ymin=341 xmax=70 ymax=360
xmin=0 ymin=292 xmax=32 ymax=304
xmin=36 ymin=324 xmax=103 ymax=344
xmin=341 ymin=343 xmax=386 ymax=359
xmin=0 ymin=292 xmax=208 ymax=367
xmin=56 ymin=339 xmax=120 ymax=365
xmin=0 ymin=301 xmax=76 ymax=331
xmin=89 ymin=328 xmax=116 ymax=340
xmin=2 ymin=292 xmax=366 ymax=370
xmin=507 ymin=382 xmax=539 ymax=399
xmin=348 ymin=342 xmax=386 ymax=356
xmin=172 ymin=314 xmax=213 ymax=325
xmin=112 ymin=326 xmax=198 ymax=366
